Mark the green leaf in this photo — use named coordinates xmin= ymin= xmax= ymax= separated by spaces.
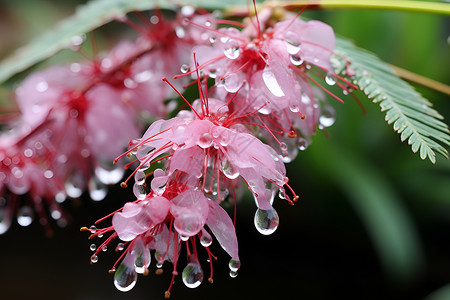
xmin=332 ymin=37 xmax=450 ymax=164
xmin=0 ymin=0 xmax=258 ymax=84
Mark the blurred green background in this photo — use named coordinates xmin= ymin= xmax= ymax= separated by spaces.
xmin=0 ymin=1 xmax=449 ymax=299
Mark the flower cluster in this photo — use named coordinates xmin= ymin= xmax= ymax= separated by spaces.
xmin=0 ymin=9 xmax=214 ymax=235
xmin=82 ymin=5 xmax=355 ymax=297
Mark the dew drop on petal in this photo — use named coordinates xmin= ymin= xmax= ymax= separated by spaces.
xmin=198 ymin=132 xmax=213 ymax=148
xmin=262 ymin=68 xmax=285 ymax=97
xmin=17 ymin=206 xmax=34 ymax=227
xmin=223 ymin=74 xmax=241 ymax=93
xmin=182 ymin=261 xmax=204 ymax=288
xmin=35 ymin=81 xmax=48 ymax=92
xmin=254 ymin=208 xmax=279 ymax=235
xmin=290 ymin=54 xmax=304 ymax=66
xmin=224 ymin=46 xmax=240 ymax=60
xmin=325 ymin=74 xmax=337 ymax=86
xmin=114 ymin=263 xmax=138 ymax=292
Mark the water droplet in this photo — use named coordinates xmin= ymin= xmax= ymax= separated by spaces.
xmin=180 ymin=234 xmax=190 ymax=242
xmin=133 ymin=183 xmax=147 ymax=200
xmin=134 ymin=170 xmax=146 ymax=186
xmin=70 ymin=63 xmax=81 ymax=73
xmin=290 ymin=54 xmax=304 ymax=66
xmin=209 ymin=36 xmax=216 ymax=43
xmin=90 ymin=244 xmax=97 ymax=251
xmin=88 ymin=177 xmax=107 ymax=201
xmin=89 ymin=225 xmax=97 ymax=233
xmin=325 ymin=74 xmax=337 ymax=86
xmin=176 ymin=26 xmax=186 ymax=38
xmin=181 ymin=5 xmax=195 ymax=16
xmin=280 ymin=142 xmax=288 ymax=152
xmin=208 ymin=69 xmax=217 ymax=79
xmin=198 ymin=132 xmax=213 ymax=148
xmin=102 ymin=245 xmax=108 ymax=252
xmin=301 ymin=93 xmax=311 ymax=104
xmin=289 ymin=104 xmax=300 ymax=113
xmin=0 ymin=204 xmax=12 ymax=235
xmin=319 ymin=106 xmax=336 ymax=128
xmin=182 ymin=261 xmax=204 ymax=288
xmin=36 ymin=81 xmax=48 ymax=92
xmin=114 ymin=263 xmax=138 ymax=292
xmin=180 ymin=64 xmax=190 ymax=74
xmin=221 ymin=160 xmax=239 ymax=180
xmin=205 ymin=21 xmax=212 ymax=27
xmin=278 ymin=189 xmax=286 ymax=200
xmin=285 ymin=41 xmax=301 ymax=55
xmin=222 ymin=73 xmax=241 ymax=93
xmin=134 ymin=249 xmax=151 ymax=274
xmin=50 ymin=208 xmax=62 ymax=220
xmin=116 ymin=243 xmax=124 ymax=251
xmin=124 ymin=78 xmax=137 ymax=89
xmin=224 ymin=46 xmax=240 ymax=60
xmin=229 ymin=259 xmax=241 ymax=272
xmin=262 ymin=67 xmax=285 ymax=97
xmin=254 ymin=208 xmax=279 ymax=235
xmin=71 ymin=34 xmax=86 ymax=46
xmin=229 ymin=271 xmax=238 ymax=278
xmin=17 ymin=206 xmax=34 ymax=227
xmin=200 ymin=230 xmax=212 ymax=247
xmin=298 ymin=138 xmax=309 ymax=151
xmin=95 ymin=166 xmax=124 ymax=185
xmin=150 ymin=15 xmax=159 ymax=24
xmin=90 ymin=255 xmax=99 ymax=263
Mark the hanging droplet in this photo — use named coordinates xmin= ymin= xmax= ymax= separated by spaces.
xmin=133 ymin=239 xmax=151 ymax=274
xmin=89 ymin=225 xmax=97 ymax=233
xmin=90 ymin=255 xmax=99 ymax=263
xmin=0 ymin=204 xmax=12 ymax=235
xmin=298 ymin=138 xmax=309 ymax=151
xmin=133 ymin=183 xmax=147 ymax=200
xmin=65 ymin=180 xmax=83 ymax=198
xmin=325 ymin=74 xmax=337 ymax=86
xmin=198 ymin=133 xmax=213 ymax=148
xmin=114 ymin=263 xmax=138 ymax=292
xmin=285 ymin=41 xmax=301 ymax=55
xmin=200 ymin=230 xmax=213 ymax=247
xmin=180 ymin=234 xmax=190 ymax=242
xmin=134 ymin=170 xmax=146 ymax=185
xmin=229 ymin=271 xmax=238 ymax=278
xmin=17 ymin=206 xmax=34 ymax=227
xmin=182 ymin=261 xmax=204 ymax=288
xmin=319 ymin=105 xmax=336 ymax=128
xmin=254 ymin=208 xmax=279 ymax=235
xmin=116 ymin=243 xmax=124 ymax=251
xmin=90 ymin=244 xmax=97 ymax=251
xmin=229 ymin=259 xmax=241 ymax=272
xmin=209 ymin=36 xmax=216 ymax=44
xmin=88 ymin=176 xmax=107 ymax=201
xmin=95 ymin=165 xmax=124 ymax=185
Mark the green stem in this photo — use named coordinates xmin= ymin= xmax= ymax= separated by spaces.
xmin=261 ymin=0 xmax=450 ymax=15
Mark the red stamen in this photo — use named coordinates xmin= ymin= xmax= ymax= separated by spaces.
xmin=163 ymin=78 xmax=202 ymax=119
